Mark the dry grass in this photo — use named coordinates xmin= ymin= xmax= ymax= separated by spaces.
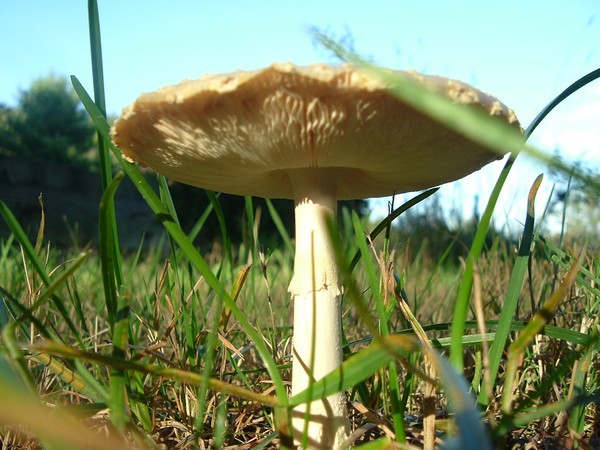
xmin=1 ymin=223 xmax=599 ymax=449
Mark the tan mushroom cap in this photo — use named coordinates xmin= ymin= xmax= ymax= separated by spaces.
xmin=112 ymin=62 xmax=520 ymax=200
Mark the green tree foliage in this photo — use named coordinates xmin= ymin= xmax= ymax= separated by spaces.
xmin=0 ymin=75 xmax=95 ymax=164
xmin=0 ymin=103 xmax=23 ymax=154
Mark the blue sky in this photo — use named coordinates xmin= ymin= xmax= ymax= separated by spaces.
xmin=1 ymin=1 xmax=599 ymax=231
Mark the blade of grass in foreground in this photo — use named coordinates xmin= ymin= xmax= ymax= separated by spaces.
xmin=98 ymin=172 xmax=125 ymax=327
xmin=108 ymin=289 xmax=130 ymax=433
xmin=86 ymin=9 xmax=147 ymax=431
xmin=71 ymin=75 xmax=288 ymax=404
xmin=478 ymin=174 xmax=543 ymax=406
xmin=88 ymin=0 xmax=123 ymax=329
xmin=350 ymin=213 xmax=405 ymax=442
xmin=448 ymin=155 xmax=516 ymax=371
xmin=312 ymin=30 xmax=523 ymax=154
xmin=88 ymin=0 xmax=110 ymax=188
xmin=98 ymin=172 xmax=133 ymax=431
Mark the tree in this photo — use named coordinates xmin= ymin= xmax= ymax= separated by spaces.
xmin=0 ymin=104 xmax=17 ymax=154
xmin=1 ymin=75 xmax=95 ymax=164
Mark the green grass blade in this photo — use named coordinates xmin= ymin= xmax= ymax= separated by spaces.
xmin=66 ymin=278 xmax=89 ymax=336
xmin=525 ymin=68 xmax=600 ymax=138
xmin=569 ymin=342 xmax=596 ymax=437
xmin=74 ymin=359 xmax=109 ymax=402
xmin=478 ymin=174 xmax=543 ymax=406
xmin=497 ymin=394 xmax=600 ymax=437
xmin=87 ymin=15 xmax=126 ymax=427
xmin=0 ymin=198 xmax=49 ymax=285
xmin=108 ymin=287 xmax=131 ymax=433
xmin=348 ymin=319 xmax=599 ymax=352
xmin=449 ymin=155 xmax=515 ymax=370
xmin=158 ymin=174 xmax=184 ymax=265
xmin=0 ymin=287 xmax=50 ymax=341
xmin=351 ymin=213 xmax=387 ymax=333
xmin=567 ymin=329 xmax=598 ymax=436
xmin=87 ymin=0 xmax=107 ymax=126
xmin=157 ymin=175 xmax=180 ymax=225
xmin=244 ymin=195 xmax=256 ymax=255
xmin=0 ymin=200 xmax=83 ymax=344
xmin=99 ymin=172 xmax=129 ymax=433
xmin=350 ymin=213 xmax=405 ymax=441
xmin=87 ymin=0 xmax=123 ymax=293
xmin=87 ymin=0 xmax=109 ymax=184
xmin=288 ymin=334 xmax=417 ymax=406
xmin=538 ymin=236 xmax=600 ymax=299
xmin=431 ymin=321 xmax=599 ymax=349
xmin=98 ymin=172 xmax=125 ymax=325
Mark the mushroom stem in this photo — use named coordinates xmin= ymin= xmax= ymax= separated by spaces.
xmin=288 ymin=169 xmax=350 ymax=449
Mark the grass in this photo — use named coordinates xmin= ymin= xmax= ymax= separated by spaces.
xmin=1 ymin=2 xmax=600 ymax=449
xmin=1 ymin=198 xmax=598 ymax=449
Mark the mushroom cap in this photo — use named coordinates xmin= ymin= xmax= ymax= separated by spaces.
xmin=112 ymin=63 xmax=520 ymax=200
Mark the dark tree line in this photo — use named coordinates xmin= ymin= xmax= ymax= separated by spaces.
xmin=0 ymin=75 xmax=95 ymax=165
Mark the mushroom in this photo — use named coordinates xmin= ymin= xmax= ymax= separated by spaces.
xmin=111 ymin=63 xmax=520 ymax=449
